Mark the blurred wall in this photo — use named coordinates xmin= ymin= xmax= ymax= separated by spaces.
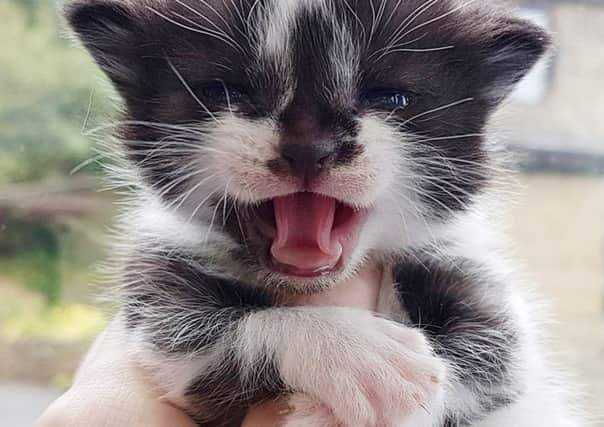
xmin=501 ymin=1 xmax=604 ymax=154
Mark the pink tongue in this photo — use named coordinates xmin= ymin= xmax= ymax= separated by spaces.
xmin=271 ymin=193 xmax=343 ymax=273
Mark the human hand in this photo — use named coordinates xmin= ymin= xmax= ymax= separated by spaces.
xmin=36 ymin=264 xmax=384 ymax=427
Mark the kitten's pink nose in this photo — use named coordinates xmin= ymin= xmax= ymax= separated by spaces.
xmin=280 ymin=142 xmax=336 ymax=182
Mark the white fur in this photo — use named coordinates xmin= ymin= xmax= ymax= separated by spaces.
xmin=188 ymin=115 xmax=295 ymax=205
xmin=237 ymin=306 xmax=445 ymax=426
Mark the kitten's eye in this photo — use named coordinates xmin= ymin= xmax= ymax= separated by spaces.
xmin=199 ymin=82 xmax=249 ymax=105
xmin=365 ymin=90 xmax=412 ymax=110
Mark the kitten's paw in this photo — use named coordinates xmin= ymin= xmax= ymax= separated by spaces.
xmin=280 ymin=309 xmax=446 ymax=427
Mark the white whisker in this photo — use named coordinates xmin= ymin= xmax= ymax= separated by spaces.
xmin=147 ymin=6 xmax=245 ymax=54
xmin=166 ymin=59 xmax=218 ymax=123
xmin=396 ymin=0 xmax=476 ymax=44
xmin=401 ymin=98 xmax=475 ymax=125
xmin=188 ymin=189 xmax=219 ymax=225
xmin=386 ymin=0 xmax=442 ymax=48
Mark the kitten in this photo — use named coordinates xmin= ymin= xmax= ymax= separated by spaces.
xmin=65 ymin=0 xmax=582 ymax=426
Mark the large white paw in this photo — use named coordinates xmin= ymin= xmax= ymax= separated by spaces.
xmin=279 ymin=308 xmax=446 ymax=427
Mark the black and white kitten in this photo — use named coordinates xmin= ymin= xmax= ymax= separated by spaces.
xmin=65 ymin=0 xmax=581 ymax=426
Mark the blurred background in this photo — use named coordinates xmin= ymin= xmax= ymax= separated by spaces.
xmin=0 ymin=0 xmax=602 ymax=425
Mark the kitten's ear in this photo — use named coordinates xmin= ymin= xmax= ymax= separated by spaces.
xmin=64 ymin=0 xmax=145 ymax=92
xmin=478 ymin=17 xmax=552 ymax=102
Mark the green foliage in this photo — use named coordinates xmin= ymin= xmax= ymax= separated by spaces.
xmin=0 ymin=212 xmax=62 ymax=305
xmin=0 ymin=0 xmax=114 ymax=184
xmin=2 ymin=302 xmax=106 ymax=343
xmin=23 ymin=252 xmax=62 ymax=305
xmin=1 ymin=252 xmax=62 ymax=306
xmin=0 ymin=213 xmax=60 ymax=256
xmin=0 ymin=2 xmax=113 ymax=364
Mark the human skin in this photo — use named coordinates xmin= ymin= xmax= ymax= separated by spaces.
xmin=36 ymin=264 xmax=383 ymax=427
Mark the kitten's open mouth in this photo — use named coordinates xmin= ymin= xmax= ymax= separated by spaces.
xmin=254 ymin=193 xmax=366 ymax=278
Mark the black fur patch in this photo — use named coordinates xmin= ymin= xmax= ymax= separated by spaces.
xmin=123 ymin=248 xmax=275 ymax=352
xmin=122 ymin=249 xmax=285 ymax=425
xmin=187 ymin=351 xmax=284 ymax=427
xmin=393 ymin=256 xmax=522 ymax=424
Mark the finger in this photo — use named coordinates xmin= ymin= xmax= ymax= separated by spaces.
xmin=241 ymin=399 xmax=290 ymax=427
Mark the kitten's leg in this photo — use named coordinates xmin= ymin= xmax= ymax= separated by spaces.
xmin=474 ymin=297 xmax=584 ymax=427
xmin=393 ymin=256 xmax=525 ymax=426
xmin=122 ymin=250 xmax=444 ymax=427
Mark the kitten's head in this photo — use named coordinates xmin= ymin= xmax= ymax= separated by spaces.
xmin=66 ymin=0 xmax=549 ymax=292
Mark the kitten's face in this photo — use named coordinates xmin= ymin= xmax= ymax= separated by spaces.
xmin=67 ymin=0 xmax=548 ymax=291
